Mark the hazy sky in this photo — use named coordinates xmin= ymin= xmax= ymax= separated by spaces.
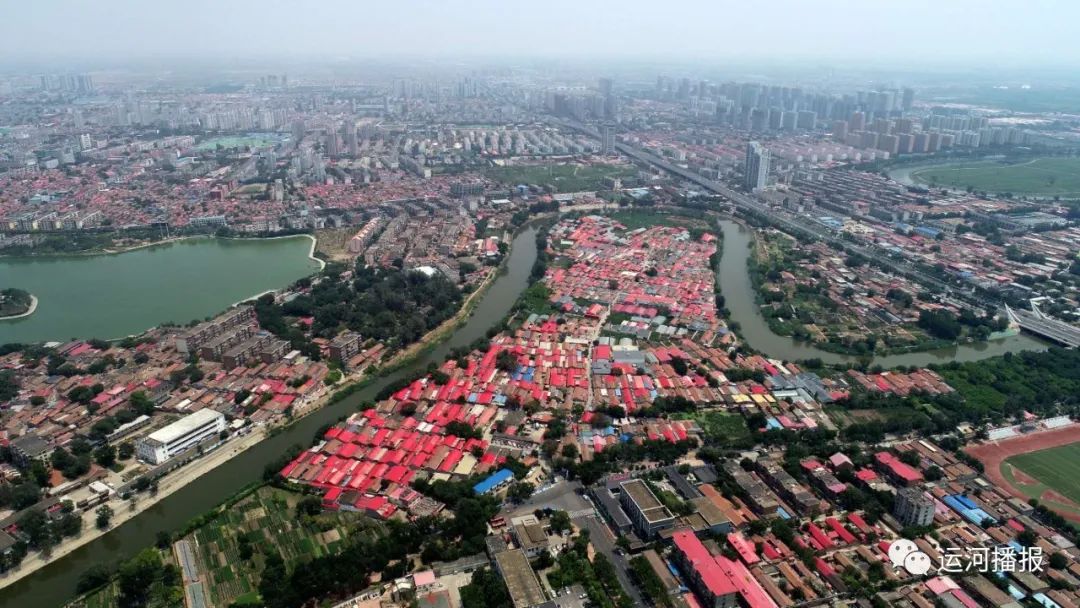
xmin=2 ymin=0 xmax=1077 ymax=67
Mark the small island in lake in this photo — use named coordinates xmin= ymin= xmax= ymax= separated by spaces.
xmin=0 ymin=287 xmax=37 ymax=319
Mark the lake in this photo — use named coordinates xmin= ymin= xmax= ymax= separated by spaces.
xmin=0 ymin=236 xmax=322 ymax=344
xmin=0 ymin=226 xmax=539 ymax=608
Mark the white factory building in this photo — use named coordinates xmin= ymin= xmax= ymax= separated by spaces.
xmin=136 ymin=409 xmax=227 ymax=465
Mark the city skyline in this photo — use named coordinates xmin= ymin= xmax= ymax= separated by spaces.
xmin=2 ymin=0 xmax=1079 ymax=68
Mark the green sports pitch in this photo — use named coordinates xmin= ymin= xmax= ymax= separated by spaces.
xmin=1006 ymin=441 xmax=1080 ymax=506
xmin=911 ymin=156 xmax=1080 ymax=196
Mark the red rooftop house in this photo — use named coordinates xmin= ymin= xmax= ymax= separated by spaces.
xmin=672 ymin=530 xmax=738 ymax=608
xmin=671 ymin=530 xmax=778 ymax=608
xmin=873 ymin=452 xmax=923 ymax=486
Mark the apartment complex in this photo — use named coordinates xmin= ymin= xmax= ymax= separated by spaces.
xmin=328 ymin=331 xmax=363 ymax=365
xmin=176 ymin=306 xmax=256 ymax=354
xmin=894 ymin=487 xmax=936 ymax=527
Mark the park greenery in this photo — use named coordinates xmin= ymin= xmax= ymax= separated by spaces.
xmin=485 ymin=162 xmax=637 ymax=194
xmin=255 ymin=262 xmax=463 ymax=358
xmin=0 ymin=287 xmax=33 ymax=317
xmin=750 ymin=230 xmax=1005 ymax=354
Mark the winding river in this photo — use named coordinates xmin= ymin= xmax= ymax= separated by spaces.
xmin=715 ymin=219 xmax=1048 ymax=366
xmin=0 ymin=227 xmax=538 ymax=608
xmin=0 ymin=218 xmax=1049 ymax=606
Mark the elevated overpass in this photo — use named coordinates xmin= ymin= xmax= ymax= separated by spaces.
xmin=1006 ymin=305 xmax=1080 ymax=348
xmin=555 ymin=119 xmax=969 ymax=300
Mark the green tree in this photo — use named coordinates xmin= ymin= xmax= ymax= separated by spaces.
xmin=95 ymin=505 xmax=114 ymax=530
xmin=94 ymin=444 xmax=117 ymax=468
xmin=117 ymin=548 xmax=162 ymax=607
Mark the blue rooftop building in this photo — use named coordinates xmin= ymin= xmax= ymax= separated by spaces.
xmin=474 ymin=468 xmax=515 ymax=495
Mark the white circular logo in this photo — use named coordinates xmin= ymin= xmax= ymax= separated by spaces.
xmin=888 ymin=539 xmax=932 ymax=575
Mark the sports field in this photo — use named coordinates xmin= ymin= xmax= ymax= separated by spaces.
xmin=911 ymin=156 xmax=1080 ymax=196
xmin=1007 ymin=441 xmax=1080 ymax=505
xmin=967 ymin=424 xmax=1080 ymax=522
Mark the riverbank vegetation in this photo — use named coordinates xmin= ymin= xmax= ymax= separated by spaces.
xmin=747 ymin=228 xmax=1002 ymax=356
xmin=0 ymin=288 xmax=33 ymax=317
xmin=826 ymin=348 xmax=1080 ymax=444
xmin=485 ymin=162 xmax=637 ymax=194
xmin=253 ymin=262 xmax=463 ymax=359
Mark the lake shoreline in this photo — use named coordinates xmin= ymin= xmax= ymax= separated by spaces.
xmin=0 ymin=231 xmax=322 ymax=261
xmin=0 ymin=295 xmax=37 ymax=321
xmin=0 ymin=235 xmax=322 ymax=344
xmin=0 ymin=226 xmax=543 ymax=607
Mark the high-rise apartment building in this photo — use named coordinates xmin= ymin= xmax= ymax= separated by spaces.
xmin=744 ymin=141 xmax=770 ymax=192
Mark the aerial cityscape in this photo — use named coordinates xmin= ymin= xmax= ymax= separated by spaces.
xmin=3 ymin=2 xmax=1080 ymax=608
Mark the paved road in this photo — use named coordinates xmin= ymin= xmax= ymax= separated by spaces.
xmin=574 ymin=513 xmax=647 ymax=607
xmin=504 ymin=481 xmax=647 ymax=605
xmin=502 ymin=480 xmax=591 ymax=518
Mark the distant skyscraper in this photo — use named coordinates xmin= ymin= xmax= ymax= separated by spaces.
xmin=598 ymin=78 xmax=613 ymax=98
xmin=325 ymin=131 xmax=340 ymax=158
xmin=598 ymin=77 xmax=616 ymax=119
xmin=344 ymin=124 xmax=359 ymax=157
xmin=291 ymin=119 xmax=305 ymax=144
xmin=902 ymin=87 xmax=916 ymax=112
xmin=744 ymin=141 xmax=770 ymax=192
xmin=850 ymin=111 xmax=866 ymax=132
xmin=832 ymin=120 xmax=849 ymax=141
xmin=600 ymin=124 xmax=615 ymax=156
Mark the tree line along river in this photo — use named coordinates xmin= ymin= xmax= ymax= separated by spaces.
xmin=0 ymin=218 xmax=1048 ymax=606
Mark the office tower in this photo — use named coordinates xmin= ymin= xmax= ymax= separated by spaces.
xmin=600 ymin=124 xmax=615 ymax=156
xmin=744 ymin=141 xmax=770 ymax=192
xmin=291 ymin=120 xmax=305 ymax=143
xmin=781 ymin=111 xmax=797 ymax=130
